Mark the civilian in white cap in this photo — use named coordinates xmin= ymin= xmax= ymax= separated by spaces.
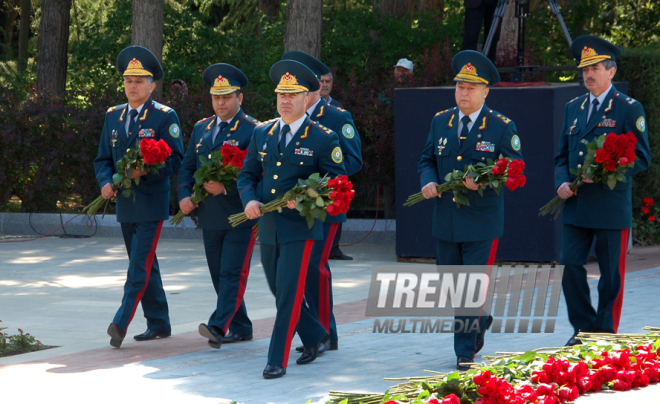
xmin=394 ymin=58 xmax=414 ymax=84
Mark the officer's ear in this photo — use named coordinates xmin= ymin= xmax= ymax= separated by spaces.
xmin=149 ymin=81 xmax=157 ymax=94
xmin=483 ymin=85 xmax=490 ymax=98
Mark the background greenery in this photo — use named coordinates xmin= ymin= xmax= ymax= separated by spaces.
xmin=0 ymin=0 xmax=658 ymax=223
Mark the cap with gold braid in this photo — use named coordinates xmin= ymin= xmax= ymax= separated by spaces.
xmin=281 ymin=51 xmax=330 ymax=81
xmin=452 ymin=50 xmax=500 ymax=86
xmin=270 ymin=60 xmax=320 ymax=94
xmin=116 ymin=46 xmax=163 ymax=81
xmin=202 ymin=63 xmax=248 ymax=95
xmin=571 ymin=35 xmax=622 ymax=69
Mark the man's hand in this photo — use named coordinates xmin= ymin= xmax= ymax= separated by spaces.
xmin=101 ymin=183 xmax=117 ymax=200
xmin=179 ymin=197 xmax=197 ymax=215
xmin=557 ymin=182 xmax=576 ymax=199
xmin=462 ymin=176 xmax=480 ymax=191
xmin=287 ymin=200 xmax=296 ymax=209
xmin=421 ymin=182 xmax=441 ymax=199
xmin=245 ymin=200 xmax=264 ymax=219
xmin=581 ymin=174 xmax=594 ymax=184
xmin=130 ymin=167 xmax=148 ymax=179
xmin=204 ymin=180 xmax=225 ymax=196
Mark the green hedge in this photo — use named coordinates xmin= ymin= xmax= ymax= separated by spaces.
xmin=617 ymin=46 xmax=660 ymax=207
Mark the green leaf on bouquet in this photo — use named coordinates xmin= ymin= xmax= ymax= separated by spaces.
xmin=306 ymin=214 xmax=315 ymax=229
xmin=134 ymin=176 xmax=140 ymax=185
xmin=276 ymin=207 xmax=282 ymax=213
xmin=478 ymin=187 xmax=484 ymax=197
xmin=311 ymin=207 xmax=323 ymax=219
xmin=455 ymin=193 xmax=470 ymax=207
xmin=112 ymin=173 xmax=123 ymax=184
xmin=487 ymin=158 xmax=494 ymax=165
xmin=307 ymin=188 xmax=319 ymax=198
xmin=121 ymin=189 xmax=131 ymax=198
xmin=607 ymin=175 xmax=617 ymax=190
xmin=318 ymin=209 xmax=327 ymax=222
xmin=445 ymin=172 xmax=453 ymax=182
xmin=447 ymin=371 xmax=460 ymax=381
xmin=315 ymin=196 xmax=324 ymax=207
xmin=491 ymin=179 xmax=498 ymax=188
xmin=122 ymin=179 xmax=131 ymax=189
xmin=512 ymin=351 xmax=537 ymax=363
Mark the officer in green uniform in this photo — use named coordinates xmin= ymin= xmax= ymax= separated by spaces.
xmin=94 ymin=46 xmax=184 ymax=348
xmin=555 ymin=36 xmax=651 ymax=346
xmin=418 ymin=50 xmax=523 ymax=370
xmin=177 ymin=64 xmax=260 ymax=349
xmin=237 ymin=60 xmax=347 ymax=379
xmin=280 ymin=51 xmax=363 ymax=353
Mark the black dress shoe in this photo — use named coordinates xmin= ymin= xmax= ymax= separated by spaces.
xmin=263 ymin=364 xmax=286 ymax=379
xmin=296 ymin=344 xmax=319 ymax=365
xmin=329 ymin=251 xmax=353 ymax=260
xmin=329 ymin=340 xmax=338 ymax=351
xmin=198 ymin=323 xmax=223 ymax=349
xmin=295 ymin=345 xmax=305 ymax=353
xmin=475 ymin=315 xmax=493 ymax=354
xmin=318 ymin=333 xmax=331 ymax=354
xmin=566 ymin=335 xmax=583 ymax=346
xmin=457 ymin=355 xmax=474 ymax=371
xmin=133 ymin=329 xmax=171 ymax=341
xmin=107 ymin=323 xmax=124 ymax=348
xmin=223 ymin=330 xmax=253 ymax=343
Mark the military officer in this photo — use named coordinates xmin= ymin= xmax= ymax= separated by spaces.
xmin=280 ymin=51 xmax=363 ymax=354
xmin=177 ymin=64 xmax=260 ymax=349
xmin=555 ymin=36 xmax=651 ymax=346
xmin=237 ymin=60 xmax=347 ymax=379
xmin=94 ymin=46 xmax=184 ymax=348
xmin=418 ymin=50 xmax=523 ymax=370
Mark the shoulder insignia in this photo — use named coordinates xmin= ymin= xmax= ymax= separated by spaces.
xmin=310 ymin=121 xmax=333 ymax=136
xmin=257 ymin=118 xmax=278 ymax=128
xmin=243 ymin=115 xmax=260 ymax=126
xmin=159 ymin=105 xmax=171 ymax=113
xmin=107 ymin=104 xmax=126 ymax=114
xmin=567 ymin=94 xmax=586 ymax=105
xmin=435 ymin=108 xmax=454 ymax=117
xmin=490 ymin=111 xmax=511 ymax=125
xmin=196 ymin=116 xmax=214 ymax=125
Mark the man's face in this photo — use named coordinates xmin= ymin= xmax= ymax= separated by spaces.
xmin=582 ymin=62 xmax=615 ymax=97
xmin=455 ymin=82 xmax=489 ymax=115
xmin=320 ymin=74 xmax=333 ymax=98
xmin=277 ymin=92 xmax=309 ymax=123
xmin=212 ymin=92 xmax=243 ymax=121
xmin=394 ymin=66 xmax=412 ymax=83
xmin=124 ymin=76 xmax=155 ymax=105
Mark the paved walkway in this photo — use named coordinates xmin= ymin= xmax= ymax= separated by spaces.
xmin=1 ymin=236 xmax=660 ymax=403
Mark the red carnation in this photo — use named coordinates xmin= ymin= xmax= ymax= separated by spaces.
xmin=441 ymin=394 xmax=460 ymax=404
xmin=649 ymin=216 xmax=656 ymax=222
xmin=507 ymin=160 xmax=525 ymax=177
xmin=643 ymin=197 xmax=654 ymax=207
xmin=221 ymin=144 xmax=233 ymax=158
xmin=492 ymin=164 xmax=505 ymax=175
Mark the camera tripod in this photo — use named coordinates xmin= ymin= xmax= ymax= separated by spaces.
xmin=482 ymin=0 xmax=575 ymax=82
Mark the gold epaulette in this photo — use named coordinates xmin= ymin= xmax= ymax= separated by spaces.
xmin=490 ymin=111 xmax=511 ymax=124
xmin=243 ymin=115 xmax=261 ymax=126
xmin=434 ymin=107 xmax=455 ymax=117
xmin=257 ymin=118 xmax=278 ymax=128
xmin=106 ymin=104 xmax=125 ymax=114
xmin=196 ymin=116 xmax=214 ymax=124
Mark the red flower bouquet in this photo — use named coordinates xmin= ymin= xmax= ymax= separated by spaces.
xmin=83 ymin=138 xmax=171 ymax=217
xmin=539 ymin=132 xmax=637 ymax=218
xmin=170 ymin=144 xmax=247 ymax=226
xmin=404 ymin=156 xmax=526 ymax=208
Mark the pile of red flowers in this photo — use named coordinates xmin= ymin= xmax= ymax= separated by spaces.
xmin=140 ymin=138 xmax=171 ymax=165
xmin=327 ymin=175 xmax=355 ymax=216
xmin=220 ymin=144 xmax=248 ymax=170
xmin=641 ymin=197 xmax=656 ymax=221
xmin=491 ymin=158 xmax=526 ymax=191
xmin=595 ymin=132 xmax=637 ymax=171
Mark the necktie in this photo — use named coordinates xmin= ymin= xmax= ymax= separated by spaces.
xmin=213 ymin=121 xmax=229 ymax=144
xmin=459 ymin=115 xmax=471 ymax=146
xmin=588 ymin=98 xmax=600 ymax=125
xmin=128 ymin=109 xmax=139 ymax=138
xmin=279 ymin=124 xmax=290 ymax=154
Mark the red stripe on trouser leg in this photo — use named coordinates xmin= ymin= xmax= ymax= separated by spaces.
xmin=281 ymin=240 xmax=315 ymax=368
xmin=473 ymin=238 xmax=499 ymax=360
xmin=126 ymin=221 xmax=164 ymax=329
xmin=223 ymin=226 xmax=258 ymax=335
xmin=318 ymin=224 xmax=339 ymax=332
xmin=612 ymin=229 xmax=628 ymax=333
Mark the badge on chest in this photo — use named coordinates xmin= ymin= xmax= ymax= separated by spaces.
xmin=597 ymin=119 xmax=616 ymax=128
xmin=437 ymin=137 xmax=447 ymax=155
xmin=138 ymin=128 xmax=155 ymax=138
xmin=223 ymin=139 xmax=240 ymax=147
xmin=295 ymin=148 xmax=313 ymax=157
xmin=476 ymin=141 xmax=495 ymax=152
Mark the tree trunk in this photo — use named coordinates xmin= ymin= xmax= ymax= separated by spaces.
xmin=17 ymin=0 xmax=29 ymax=71
xmin=258 ymin=0 xmax=280 ymax=17
xmin=36 ymin=0 xmax=71 ymax=96
xmin=409 ymin=0 xmax=442 ymax=13
xmin=131 ymin=0 xmax=164 ymax=99
xmin=1 ymin=0 xmax=19 ymax=58
xmin=372 ymin=0 xmax=408 ymax=18
xmin=496 ymin=0 xmax=517 ymax=66
xmin=283 ymin=0 xmax=322 ymax=58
